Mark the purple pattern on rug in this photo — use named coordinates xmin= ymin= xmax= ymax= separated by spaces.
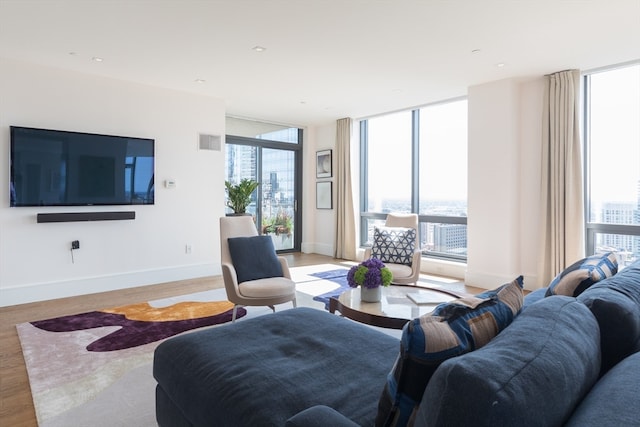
xmin=30 ymin=307 xmax=247 ymax=352
xmin=310 ymin=269 xmax=350 ymax=309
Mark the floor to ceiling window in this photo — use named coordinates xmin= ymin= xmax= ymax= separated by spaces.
xmin=360 ymin=98 xmax=468 ymax=261
xmin=225 ymin=118 xmax=302 ymax=252
xmin=583 ymin=62 xmax=640 ymax=267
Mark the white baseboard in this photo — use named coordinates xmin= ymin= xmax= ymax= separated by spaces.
xmin=302 ymin=242 xmax=334 ymax=257
xmin=420 ymin=258 xmax=466 ymax=280
xmin=0 ymin=263 xmax=219 ymax=307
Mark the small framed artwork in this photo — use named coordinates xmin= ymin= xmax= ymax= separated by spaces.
xmin=316 ymin=149 xmax=332 ymax=178
xmin=316 ymin=181 xmax=332 ymax=209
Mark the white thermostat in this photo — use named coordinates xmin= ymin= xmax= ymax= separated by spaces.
xmin=164 ymin=179 xmax=176 ymax=189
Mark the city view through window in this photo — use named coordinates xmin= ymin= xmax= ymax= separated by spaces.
xmin=586 ymin=63 xmax=640 ymax=267
xmin=361 ymin=99 xmax=468 ymax=260
xmin=225 ymin=125 xmax=300 ymax=252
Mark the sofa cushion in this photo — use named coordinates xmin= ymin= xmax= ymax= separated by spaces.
xmin=545 ymin=252 xmax=617 ymax=297
xmin=286 ymin=405 xmax=360 ymax=427
xmin=565 ymin=351 xmax=640 ymax=427
xmin=154 ymin=307 xmax=399 ymax=427
xmin=376 ymin=276 xmax=523 ymax=427
xmin=577 ymin=259 xmax=640 ymax=374
xmin=371 ymin=226 xmax=416 ymax=266
xmin=416 ymin=296 xmax=601 ymax=427
xmin=227 ymin=235 xmax=283 ymax=283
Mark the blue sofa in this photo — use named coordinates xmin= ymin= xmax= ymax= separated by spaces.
xmin=153 ymin=260 xmax=640 ymax=426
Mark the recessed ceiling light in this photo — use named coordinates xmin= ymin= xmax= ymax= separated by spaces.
xmin=471 ymin=49 xmax=481 ymax=54
xmin=252 ymin=46 xmax=266 ymax=52
xmin=496 ymin=62 xmax=506 ymax=68
xmin=195 ymin=79 xmax=206 ymax=84
xmin=68 ymin=52 xmax=78 ymax=56
xmin=92 ymin=56 xmax=104 ymax=62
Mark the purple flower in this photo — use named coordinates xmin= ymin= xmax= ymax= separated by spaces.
xmin=347 ymin=258 xmax=393 ymax=288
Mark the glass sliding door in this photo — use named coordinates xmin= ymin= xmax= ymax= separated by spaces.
xmin=260 ymin=148 xmax=296 ymax=250
xmin=224 ymin=119 xmax=302 ymax=252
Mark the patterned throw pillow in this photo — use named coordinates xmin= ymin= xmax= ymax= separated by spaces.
xmin=371 ymin=226 xmax=416 ymax=266
xmin=545 ymin=252 xmax=618 ymax=297
xmin=375 ymin=276 xmax=524 ymax=427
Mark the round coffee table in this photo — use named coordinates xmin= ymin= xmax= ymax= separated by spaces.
xmin=328 ymin=285 xmax=463 ymax=329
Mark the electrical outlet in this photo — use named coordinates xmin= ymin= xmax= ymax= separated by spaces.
xmin=71 ymin=240 xmax=80 ymax=250
xmin=185 ymin=244 xmax=192 ymax=254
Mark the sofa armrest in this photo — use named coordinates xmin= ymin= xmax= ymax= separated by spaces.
xmin=285 ymin=405 xmax=360 ymax=427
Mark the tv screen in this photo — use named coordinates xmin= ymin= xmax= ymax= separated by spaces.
xmin=10 ymin=126 xmax=155 ymax=207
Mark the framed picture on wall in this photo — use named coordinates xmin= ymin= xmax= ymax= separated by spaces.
xmin=316 ymin=149 xmax=332 ymax=178
xmin=316 ymin=181 xmax=332 ymax=209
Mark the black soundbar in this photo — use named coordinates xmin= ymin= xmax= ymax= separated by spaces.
xmin=37 ymin=211 xmax=136 ymax=223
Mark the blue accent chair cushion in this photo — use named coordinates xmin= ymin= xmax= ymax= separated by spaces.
xmin=546 ymin=252 xmax=618 ymax=297
xmin=376 ymin=276 xmax=524 ymax=427
xmin=227 ymin=235 xmax=283 ymax=283
xmin=371 ymin=226 xmax=416 ymax=266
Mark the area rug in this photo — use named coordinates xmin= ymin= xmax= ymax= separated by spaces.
xmin=16 ymin=265 xmax=350 ymax=427
xmin=16 ymin=289 xmax=256 ymax=426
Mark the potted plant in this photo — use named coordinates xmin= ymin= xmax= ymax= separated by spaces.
xmin=225 ymin=179 xmax=259 ymax=214
xmin=347 ymin=258 xmax=393 ymax=302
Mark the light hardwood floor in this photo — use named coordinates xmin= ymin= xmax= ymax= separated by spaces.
xmin=0 ymin=253 xmax=475 ymax=426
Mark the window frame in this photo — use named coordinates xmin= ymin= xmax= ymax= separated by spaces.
xmin=225 ymin=131 xmax=303 ymax=253
xmin=582 ymin=62 xmax=640 ymax=262
xmin=359 ymin=98 xmax=468 ymax=262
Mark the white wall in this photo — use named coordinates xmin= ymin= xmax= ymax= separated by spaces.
xmin=302 ymin=122 xmax=336 ymax=256
xmin=0 ymin=59 xmax=226 ymax=306
xmin=466 ymin=76 xmax=545 ymax=291
xmin=0 ymin=58 xmax=550 ymax=306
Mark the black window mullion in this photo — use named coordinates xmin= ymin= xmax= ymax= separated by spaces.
xmin=412 ymin=109 xmax=420 ymax=214
xmin=360 ymin=120 xmax=369 ymax=245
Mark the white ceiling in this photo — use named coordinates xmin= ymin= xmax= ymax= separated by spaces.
xmin=1 ymin=0 xmax=639 ymax=127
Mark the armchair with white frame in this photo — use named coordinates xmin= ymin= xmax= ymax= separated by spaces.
xmin=364 ymin=213 xmax=422 ymax=285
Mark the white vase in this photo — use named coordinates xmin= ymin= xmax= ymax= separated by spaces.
xmin=361 ymin=286 xmax=381 ymax=302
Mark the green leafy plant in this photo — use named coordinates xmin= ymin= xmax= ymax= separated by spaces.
xmin=225 ymin=179 xmax=259 ymax=214
xmin=262 ymin=209 xmax=293 ymax=235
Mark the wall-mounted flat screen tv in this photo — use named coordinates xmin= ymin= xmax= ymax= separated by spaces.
xmin=10 ymin=126 xmax=155 ymax=207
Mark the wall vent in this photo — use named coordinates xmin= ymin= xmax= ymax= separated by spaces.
xmin=199 ymin=134 xmax=221 ymax=151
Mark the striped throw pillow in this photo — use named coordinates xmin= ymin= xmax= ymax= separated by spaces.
xmin=545 ymin=252 xmax=618 ymax=297
xmin=376 ymin=276 xmax=524 ymax=427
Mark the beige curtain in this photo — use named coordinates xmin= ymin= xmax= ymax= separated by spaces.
xmin=538 ymin=69 xmax=585 ymax=286
xmin=334 ymin=118 xmax=357 ymax=260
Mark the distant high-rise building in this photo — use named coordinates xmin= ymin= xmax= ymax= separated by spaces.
xmin=433 ymin=224 xmax=467 ymax=256
xmin=599 ymin=202 xmax=637 ymax=261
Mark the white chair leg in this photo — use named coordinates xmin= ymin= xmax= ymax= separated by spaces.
xmin=292 ymin=298 xmax=297 ymax=308
xmin=232 ymin=305 xmax=239 ymax=323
